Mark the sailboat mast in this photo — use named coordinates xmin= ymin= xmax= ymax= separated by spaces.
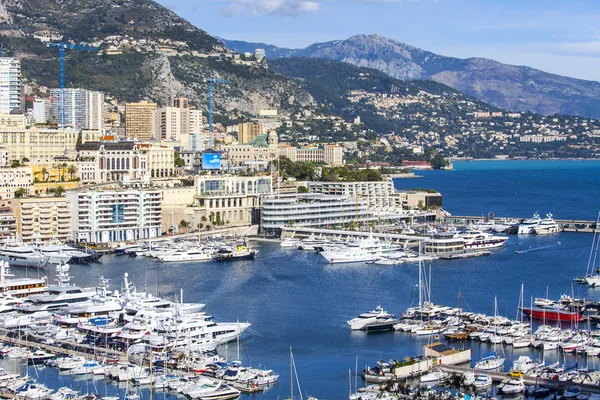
xmin=418 ymin=241 xmax=423 ymax=310
xmin=290 ymin=347 xmax=293 ymax=400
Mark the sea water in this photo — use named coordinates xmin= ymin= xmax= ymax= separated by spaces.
xmin=7 ymin=160 xmax=600 ymax=399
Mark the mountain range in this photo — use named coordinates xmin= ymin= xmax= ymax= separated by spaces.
xmin=221 ymin=34 xmax=600 ymax=118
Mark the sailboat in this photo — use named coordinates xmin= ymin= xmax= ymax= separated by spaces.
xmin=474 ymin=296 xmax=505 ymax=371
xmin=287 ymin=347 xmax=318 ymax=400
xmin=584 ymin=212 xmax=600 ymax=287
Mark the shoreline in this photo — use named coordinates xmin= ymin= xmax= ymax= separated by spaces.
xmin=448 ymin=157 xmax=600 ymax=162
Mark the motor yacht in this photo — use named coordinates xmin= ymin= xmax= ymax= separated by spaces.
xmin=534 ymin=213 xmax=561 ymax=235
xmin=0 ymin=261 xmax=48 ymax=298
xmin=0 ymin=238 xmax=49 ymax=268
xmin=458 ymin=230 xmax=508 ymax=249
xmin=212 ymin=242 xmax=257 ymax=261
xmin=158 ymin=247 xmax=213 ymax=262
xmin=518 ymin=212 xmax=543 ymax=234
xmin=347 ymin=306 xmax=395 ymax=330
xmin=319 ymin=232 xmax=402 ymax=264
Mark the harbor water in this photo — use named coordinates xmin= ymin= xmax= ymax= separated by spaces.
xmin=7 ymin=160 xmax=600 ymax=399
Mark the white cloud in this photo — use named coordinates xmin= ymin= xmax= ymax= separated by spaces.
xmin=216 ymin=0 xmax=429 ymax=16
xmin=219 ymin=0 xmax=320 ymax=16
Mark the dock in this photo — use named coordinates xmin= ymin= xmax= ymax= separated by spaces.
xmin=438 ymin=251 xmax=491 ymax=260
xmin=442 ymin=215 xmax=599 ymax=233
xmin=437 ymin=364 xmax=600 ymax=394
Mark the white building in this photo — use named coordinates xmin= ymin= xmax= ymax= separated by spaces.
xmin=307 ymin=180 xmax=403 ymax=212
xmin=0 ymin=58 xmax=21 ymax=115
xmin=32 ymin=99 xmax=50 ymax=124
xmin=77 ymin=141 xmax=148 ymax=183
xmin=188 ymin=134 xmax=206 ymax=152
xmin=152 ymin=106 xmax=189 ymax=142
xmin=0 ymin=147 xmax=8 ymax=167
xmin=67 ymin=189 xmax=163 ymax=243
xmin=49 ymin=88 xmax=105 ymax=129
xmin=0 ymin=167 xmax=32 ymax=202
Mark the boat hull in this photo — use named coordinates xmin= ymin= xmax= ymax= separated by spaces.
xmin=519 ymin=307 xmax=583 ymax=322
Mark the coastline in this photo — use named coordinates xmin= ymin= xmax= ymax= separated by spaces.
xmin=448 ymin=157 xmax=600 ymax=162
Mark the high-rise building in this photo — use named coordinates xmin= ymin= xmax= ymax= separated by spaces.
xmin=49 ymin=88 xmax=105 ymax=129
xmin=238 ymin=122 xmax=263 ymax=144
xmin=189 ymin=109 xmax=203 ymax=134
xmin=125 ymin=100 xmax=156 ymax=140
xmin=151 ymin=106 xmax=189 ymax=142
xmin=32 ymin=99 xmax=50 ymax=124
xmin=0 ymin=58 xmax=22 ymax=114
xmin=172 ymin=97 xmax=189 ymax=109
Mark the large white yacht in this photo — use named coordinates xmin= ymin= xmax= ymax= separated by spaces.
xmin=0 ymin=260 xmax=48 ymax=298
xmin=157 ymin=247 xmax=213 ymax=262
xmin=0 ymin=238 xmax=49 ymax=268
xmin=32 ymin=240 xmax=95 ymax=264
xmin=319 ymin=232 xmax=402 ymax=264
xmin=458 ymin=230 xmax=509 ymax=249
xmin=347 ymin=305 xmax=395 ymax=330
xmin=517 ymin=212 xmax=543 ymax=234
xmin=533 ymin=213 xmax=561 ymax=235
xmin=18 ymin=263 xmax=96 ymax=313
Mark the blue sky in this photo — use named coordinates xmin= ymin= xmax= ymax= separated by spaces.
xmin=155 ymin=0 xmax=600 ymax=81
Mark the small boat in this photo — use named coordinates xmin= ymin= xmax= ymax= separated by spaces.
xmin=212 ymin=242 xmax=257 ymax=262
xmin=474 ymin=352 xmax=505 ymax=371
xmin=420 ymin=370 xmax=447 ymax=383
xmin=347 ymin=306 xmax=395 ymax=331
xmin=500 ymin=378 xmax=525 ymax=394
xmin=519 ymin=306 xmax=583 ymax=322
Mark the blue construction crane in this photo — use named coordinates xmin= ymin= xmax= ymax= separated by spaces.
xmin=46 ymin=42 xmax=98 ymax=125
xmin=203 ymin=77 xmax=231 ymax=147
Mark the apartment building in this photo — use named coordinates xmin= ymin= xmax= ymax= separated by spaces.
xmin=67 ymin=189 xmax=162 ymax=243
xmin=307 ymin=180 xmax=403 ymax=211
xmin=0 ymin=206 xmax=17 ymax=239
xmin=11 ymin=197 xmax=71 ymax=242
xmin=0 ymin=58 xmax=22 ymax=115
xmin=125 ymin=100 xmax=156 ymax=140
xmin=238 ymin=122 xmax=263 ymax=144
xmin=49 ymin=88 xmax=105 ymax=129
xmin=0 ymin=167 xmax=32 ymax=202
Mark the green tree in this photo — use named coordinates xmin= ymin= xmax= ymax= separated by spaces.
xmin=41 ymin=167 xmax=48 ymax=182
xmin=68 ymin=164 xmax=77 ymax=180
xmin=55 ymin=186 xmax=65 ymax=197
xmin=297 ymin=186 xmax=309 ymax=193
xmin=179 ymin=219 xmax=188 ymax=232
xmin=14 ymin=188 xmax=27 ymax=198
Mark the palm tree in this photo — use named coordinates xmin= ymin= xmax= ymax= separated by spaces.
xmin=40 ymin=167 xmax=48 ymax=182
xmin=55 ymin=186 xmax=65 ymax=197
xmin=67 ymin=164 xmax=77 ymax=181
xmin=179 ymin=219 xmax=188 ymax=233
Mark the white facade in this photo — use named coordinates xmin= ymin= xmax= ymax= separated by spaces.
xmin=0 ymin=147 xmax=8 ymax=167
xmin=152 ymin=106 xmax=189 ymax=142
xmin=307 ymin=180 xmax=403 ymax=212
xmin=32 ymin=100 xmax=50 ymax=124
xmin=0 ymin=58 xmax=21 ymax=115
xmin=49 ymin=88 xmax=105 ymax=129
xmin=67 ymin=189 xmax=163 ymax=243
xmin=77 ymin=142 xmax=147 ymax=183
xmin=188 ymin=134 xmax=206 ymax=152
xmin=189 ymin=110 xmax=203 ymax=134
xmin=0 ymin=167 xmax=32 ymax=202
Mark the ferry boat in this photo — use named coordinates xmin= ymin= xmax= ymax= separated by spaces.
xmin=458 ymin=230 xmax=508 ymax=249
xmin=319 ymin=232 xmax=402 ymax=264
xmin=534 ymin=213 xmax=561 ymax=235
xmin=0 ymin=260 xmax=48 ymax=298
xmin=517 ymin=212 xmax=543 ymax=235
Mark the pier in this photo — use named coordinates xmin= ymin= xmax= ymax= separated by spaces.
xmin=437 ymin=364 xmax=600 ymax=394
xmin=441 ymin=215 xmax=599 ymax=233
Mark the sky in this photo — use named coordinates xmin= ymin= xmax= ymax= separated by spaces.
xmin=155 ymin=0 xmax=600 ymax=82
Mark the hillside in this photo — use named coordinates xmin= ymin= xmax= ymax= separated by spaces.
xmin=222 ymin=34 xmax=600 ymax=118
xmin=0 ymin=0 xmax=315 ymax=116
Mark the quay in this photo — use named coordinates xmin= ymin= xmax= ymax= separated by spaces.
xmin=280 ymin=227 xmax=426 ymax=244
xmin=442 ymin=215 xmax=599 ymax=233
xmin=437 ymin=364 xmax=600 ymax=394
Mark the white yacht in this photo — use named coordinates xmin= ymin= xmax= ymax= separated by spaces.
xmin=458 ymin=230 xmax=508 ymax=249
xmin=296 ymin=234 xmax=329 ymax=251
xmin=534 ymin=213 xmax=561 ymax=235
xmin=347 ymin=305 xmax=395 ymax=330
xmin=517 ymin=212 xmax=543 ymax=234
xmin=0 ymin=238 xmax=49 ymax=268
xmin=32 ymin=240 xmax=94 ymax=264
xmin=280 ymin=236 xmax=301 ymax=248
xmin=319 ymin=232 xmax=402 ymax=264
xmin=0 ymin=260 xmax=48 ymax=298
xmin=474 ymin=352 xmax=505 ymax=371
xmin=158 ymin=247 xmax=213 ymax=262
xmin=18 ymin=263 xmax=96 ymax=313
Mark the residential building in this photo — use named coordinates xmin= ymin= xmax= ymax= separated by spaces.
xmin=0 ymin=206 xmax=17 ymax=239
xmin=77 ymin=141 xmax=148 ymax=183
xmin=172 ymin=97 xmax=189 ymax=109
xmin=238 ymin=122 xmax=263 ymax=144
xmin=151 ymin=106 xmax=189 ymax=142
xmin=66 ymin=189 xmax=163 ymax=243
xmin=188 ymin=134 xmax=206 ymax=152
xmin=324 ymin=145 xmax=344 ymax=165
xmin=307 ymin=180 xmax=403 ymax=212
xmin=185 ymin=175 xmax=273 ymax=227
xmin=179 ymin=150 xmax=203 ymax=171
xmin=125 ymin=100 xmax=156 ymax=140
xmin=0 ymin=167 xmax=32 ymax=202
xmin=0 ymin=127 xmax=100 ymax=164
xmin=11 ymin=197 xmax=71 ymax=242
xmin=0 ymin=147 xmax=8 ymax=167
xmin=189 ymin=109 xmax=203 ymax=134
xmin=32 ymin=99 xmax=50 ymax=124
xmin=49 ymin=88 xmax=105 ymax=129
xmin=0 ymin=58 xmax=21 ymax=114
